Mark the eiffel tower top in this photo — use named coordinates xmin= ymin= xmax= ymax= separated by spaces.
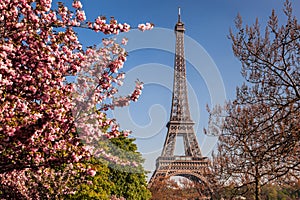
xmin=169 ymin=7 xmax=192 ymax=124
xmin=175 ymin=7 xmax=185 ymax=32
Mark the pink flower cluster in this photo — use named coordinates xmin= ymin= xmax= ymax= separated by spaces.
xmin=92 ymin=17 xmax=131 ymax=34
xmin=87 ymin=166 xmax=97 ymax=177
xmin=138 ymin=22 xmax=154 ymax=31
xmin=73 ymin=37 xmax=146 ymax=168
xmin=131 ymin=81 xmax=144 ymax=101
xmin=72 ymin=0 xmax=82 ymax=9
xmin=76 ymin=10 xmax=86 ymax=21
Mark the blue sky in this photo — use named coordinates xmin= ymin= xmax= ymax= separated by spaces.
xmin=57 ymin=0 xmax=300 ymax=177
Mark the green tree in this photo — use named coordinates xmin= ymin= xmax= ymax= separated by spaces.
xmin=66 ymin=160 xmax=114 ymax=200
xmin=108 ymin=135 xmax=151 ymax=200
xmin=67 ymin=134 xmax=151 ymax=200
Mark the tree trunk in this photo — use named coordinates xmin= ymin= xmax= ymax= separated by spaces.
xmin=255 ymin=176 xmax=261 ymax=200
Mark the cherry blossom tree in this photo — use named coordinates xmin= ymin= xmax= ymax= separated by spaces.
xmin=0 ymin=0 xmax=152 ymax=198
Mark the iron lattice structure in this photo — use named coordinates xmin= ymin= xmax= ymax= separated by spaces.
xmin=148 ymin=9 xmax=212 ymax=197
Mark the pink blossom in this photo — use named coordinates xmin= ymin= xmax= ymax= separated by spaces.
xmin=131 ymin=161 xmax=138 ymax=167
xmin=40 ymin=0 xmax=52 ymax=12
xmin=138 ymin=22 xmax=154 ymax=31
xmin=76 ymin=10 xmax=86 ymax=21
xmin=87 ymin=168 xmax=96 ymax=176
xmin=87 ymin=180 xmax=93 ymax=185
xmin=145 ymin=22 xmax=154 ymax=30
xmin=122 ymin=23 xmax=130 ymax=32
xmin=122 ymin=130 xmax=131 ymax=137
xmin=121 ymin=38 xmax=128 ymax=45
xmin=72 ymin=1 xmax=82 ymax=9
xmin=138 ymin=24 xmax=146 ymax=31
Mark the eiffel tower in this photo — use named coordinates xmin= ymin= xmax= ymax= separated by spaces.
xmin=148 ymin=8 xmax=212 ymax=197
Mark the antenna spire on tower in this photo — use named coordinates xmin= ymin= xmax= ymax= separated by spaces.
xmin=178 ymin=7 xmax=181 ymax=22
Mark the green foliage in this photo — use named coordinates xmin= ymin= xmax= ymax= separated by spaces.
xmin=261 ymin=184 xmax=300 ymax=200
xmin=108 ymin=135 xmax=151 ymax=200
xmin=67 ymin=135 xmax=151 ymax=200
xmin=66 ymin=161 xmax=113 ymax=200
